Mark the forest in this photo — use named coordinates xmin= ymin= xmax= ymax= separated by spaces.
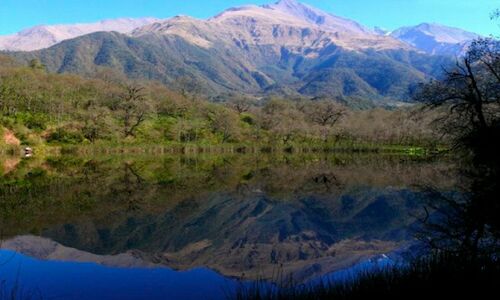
xmin=0 ymin=54 xmax=441 ymax=154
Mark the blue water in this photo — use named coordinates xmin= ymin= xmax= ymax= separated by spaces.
xmin=0 ymin=155 xmax=455 ymax=299
xmin=0 ymin=250 xmax=400 ymax=300
xmin=0 ymin=250 xmax=238 ymax=300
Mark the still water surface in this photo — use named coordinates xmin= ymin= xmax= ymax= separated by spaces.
xmin=0 ymin=154 xmax=456 ymax=299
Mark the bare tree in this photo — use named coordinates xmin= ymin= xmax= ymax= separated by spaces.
xmin=304 ymin=101 xmax=346 ymax=127
xmin=227 ymin=96 xmax=255 ymax=114
xmin=207 ymin=107 xmax=240 ymax=143
xmin=116 ymin=84 xmax=154 ymax=138
xmin=415 ymin=38 xmax=500 ymax=148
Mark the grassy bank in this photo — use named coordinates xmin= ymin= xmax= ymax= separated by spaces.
xmin=1 ymin=138 xmax=446 ymax=157
xmin=235 ymin=253 xmax=500 ymax=299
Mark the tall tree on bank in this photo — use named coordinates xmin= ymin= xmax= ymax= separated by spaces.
xmin=415 ymin=37 xmax=500 ymax=153
xmin=114 ymin=84 xmax=154 ymax=138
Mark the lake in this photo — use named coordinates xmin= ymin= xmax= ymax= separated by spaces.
xmin=0 ymin=153 xmax=456 ymax=299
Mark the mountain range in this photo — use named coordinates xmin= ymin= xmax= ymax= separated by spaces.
xmin=390 ymin=23 xmax=480 ymax=56
xmin=1 ymin=0 xmax=481 ymax=102
xmin=0 ymin=17 xmax=159 ymax=51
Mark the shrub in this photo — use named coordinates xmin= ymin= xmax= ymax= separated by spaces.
xmin=46 ymin=128 xmax=84 ymax=144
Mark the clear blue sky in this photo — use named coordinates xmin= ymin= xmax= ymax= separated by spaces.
xmin=0 ymin=0 xmax=498 ymax=36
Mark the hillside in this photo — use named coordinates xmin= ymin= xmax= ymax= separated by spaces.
xmin=5 ymin=0 xmax=454 ymax=102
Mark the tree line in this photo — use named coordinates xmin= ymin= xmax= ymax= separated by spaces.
xmin=0 ymin=55 xmax=440 ymax=149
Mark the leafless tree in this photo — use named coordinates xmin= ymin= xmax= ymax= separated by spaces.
xmin=227 ymin=96 xmax=253 ymax=114
xmin=207 ymin=107 xmax=241 ymax=143
xmin=415 ymin=38 xmax=500 ymax=147
xmin=305 ymin=101 xmax=346 ymax=127
xmin=117 ymin=84 xmax=154 ymax=137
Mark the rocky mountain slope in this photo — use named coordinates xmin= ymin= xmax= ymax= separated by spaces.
xmin=5 ymin=0 xmax=456 ymax=102
xmin=39 ymin=184 xmax=425 ymax=282
xmin=0 ymin=153 xmax=455 ymax=282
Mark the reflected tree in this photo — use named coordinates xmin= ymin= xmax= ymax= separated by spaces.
xmin=415 ymin=38 xmax=500 ymax=156
xmin=414 ymin=11 xmax=500 ymax=264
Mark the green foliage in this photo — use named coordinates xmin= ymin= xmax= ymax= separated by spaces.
xmin=0 ymin=59 xmax=443 ymax=149
xmin=28 ymin=58 xmax=46 ymax=71
xmin=14 ymin=112 xmax=49 ymax=131
xmin=241 ymin=114 xmax=255 ymax=125
xmin=8 ymin=31 xmax=452 ymax=102
xmin=47 ymin=128 xmax=85 ymax=144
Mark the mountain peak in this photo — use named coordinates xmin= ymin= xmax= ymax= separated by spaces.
xmin=271 ymin=0 xmax=313 ymax=15
xmin=276 ymin=0 xmax=299 ymax=4
xmin=275 ymin=0 xmax=301 ymax=7
xmin=263 ymin=0 xmax=371 ymax=35
xmin=390 ymin=22 xmax=480 ymax=55
xmin=393 ymin=22 xmax=479 ymax=43
xmin=373 ymin=26 xmax=390 ymax=36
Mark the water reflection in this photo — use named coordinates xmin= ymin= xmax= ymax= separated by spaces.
xmin=416 ymin=154 xmax=500 ymax=259
xmin=0 ymin=154 xmax=456 ymax=298
xmin=0 ymin=249 xmax=237 ymax=300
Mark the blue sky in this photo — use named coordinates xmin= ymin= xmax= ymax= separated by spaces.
xmin=0 ymin=0 xmax=498 ymax=36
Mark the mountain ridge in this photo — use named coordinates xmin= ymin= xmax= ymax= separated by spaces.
xmin=0 ymin=17 xmax=160 ymax=51
xmin=4 ymin=0 xmax=459 ymax=102
xmin=0 ymin=0 xmax=482 ymax=54
xmin=390 ymin=22 xmax=481 ymax=56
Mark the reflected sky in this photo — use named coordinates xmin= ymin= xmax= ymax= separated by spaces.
xmin=0 ymin=154 xmax=457 ymax=299
xmin=0 ymin=250 xmax=236 ymax=300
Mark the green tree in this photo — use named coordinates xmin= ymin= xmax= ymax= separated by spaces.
xmin=206 ymin=106 xmax=240 ymax=143
xmin=28 ymin=59 xmax=46 ymax=71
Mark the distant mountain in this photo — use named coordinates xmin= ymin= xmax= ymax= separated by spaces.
xmin=373 ymin=27 xmax=390 ymax=36
xmin=262 ymin=0 xmax=372 ymax=35
xmin=390 ymin=23 xmax=480 ymax=56
xmin=6 ymin=0 xmax=454 ymax=102
xmin=0 ymin=17 xmax=160 ymax=51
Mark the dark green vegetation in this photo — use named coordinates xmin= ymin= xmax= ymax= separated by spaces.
xmin=0 ymin=54 xmax=441 ymax=151
xmin=7 ymin=31 xmax=452 ymax=102
xmin=0 ymin=153 xmax=456 ymax=282
xmin=235 ymin=254 xmax=500 ymax=299
xmin=235 ymin=32 xmax=500 ymax=300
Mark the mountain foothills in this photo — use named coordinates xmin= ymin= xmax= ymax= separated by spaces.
xmin=0 ymin=0 xmax=479 ymax=102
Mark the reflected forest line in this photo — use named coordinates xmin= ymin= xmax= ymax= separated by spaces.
xmin=0 ymin=154 xmax=455 ymax=280
xmin=235 ymin=19 xmax=500 ymax=300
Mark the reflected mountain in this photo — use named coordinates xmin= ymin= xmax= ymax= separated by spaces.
xmin=1 ymin=154 xmax=456 ymax=282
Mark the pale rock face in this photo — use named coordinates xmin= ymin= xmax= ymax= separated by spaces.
xmin=390 ymin=23 xmax=480 ymax=55
xmin=0 ymin=0 xmax=481 ymax=56
xmin=132 ymin=0 xmax=408 ymax=53
xmin=263 ymin=0 xmax=371 ymax=34
xmin=0 ymin=17 xmax=160 ymax=51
